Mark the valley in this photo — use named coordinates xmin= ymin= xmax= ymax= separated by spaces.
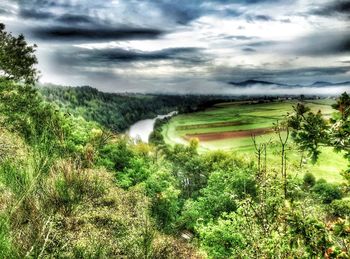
xmin=161 ymin=99 xmax=347 ymax=183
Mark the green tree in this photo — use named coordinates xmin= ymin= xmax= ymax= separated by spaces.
xmin=288 ymin=93 xmax=350 ymax=189
xmin=145 ymin=166 xmax=181 ymax=232
xmin=0 ymin=23 xmax=38 ymax=85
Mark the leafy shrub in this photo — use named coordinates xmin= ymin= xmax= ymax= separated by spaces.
xmin=145 ymin=168 xmax=181 ymax=232
xmin=117 ymin=157 xmax=153 ymax=189
xmin=330 ymin=199 xmax=350 ymax=217
xmin=97 ymin=138 xmax=134 ymax=172
xmin=180 ymin=167 xmax=256 ymax=230
xmin=287 ymin=211 xmax=330 ymax=257
xmin=312 ymin=180 xmax=342 ymax=204
xmin=198 ymin=213 xmax=247 ymax=258
xmin=303 ymin=172 xmax=316 ymax=188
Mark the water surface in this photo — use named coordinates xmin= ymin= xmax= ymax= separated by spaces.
xmin=128 ymin=111 xmax=177 ymax=143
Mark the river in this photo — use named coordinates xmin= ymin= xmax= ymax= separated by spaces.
xmin=128 ymin=111 xmax=177 ymax=143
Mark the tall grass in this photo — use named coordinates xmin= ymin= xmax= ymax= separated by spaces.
xmin=0 ymin=214 xmax=15 ymax=258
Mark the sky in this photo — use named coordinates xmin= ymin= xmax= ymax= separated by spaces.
xmin=0 ymin=0 xmax=349 ymax=95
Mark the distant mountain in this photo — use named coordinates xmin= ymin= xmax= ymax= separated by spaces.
xmin=309 ymin=81 xmax=332 ymax=87
xmin=228 ymin=79 xmax=350 ymax=88
xmin=228 ymin=80 xmax=297 ymax=88
xmin=308 ymin=81 xmax=350 ymax=87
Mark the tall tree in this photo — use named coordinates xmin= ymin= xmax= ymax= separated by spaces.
xmin=288 ymin=93 xmax=350 ymax=181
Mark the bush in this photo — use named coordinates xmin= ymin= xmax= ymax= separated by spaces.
xmin=303 ymin=172 xmax=316 ymax=188
xmin=330 ymin=199 xmax=350 ymax=217
xmin=46 ymin=160 xmax=107 ymax=215
xmin=152 ymin=235 xmax=203 ymax=259
xmin=312 ymin=181 xmax=342 ymax=204
xmin=198 ymin=213 xmax=247 ymax=258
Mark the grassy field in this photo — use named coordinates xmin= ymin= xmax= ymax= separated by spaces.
xmin=162 ymin=99 xmax=347 ymax=183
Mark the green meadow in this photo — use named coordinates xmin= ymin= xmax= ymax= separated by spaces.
xmin=162 ymin=99 xmax=347 ymax=183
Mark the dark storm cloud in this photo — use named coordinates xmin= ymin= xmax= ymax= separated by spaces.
xmin=150 ymin=1 xmax=203 ymax=25
xmin=16 ymin=0 xmax=198 ymax=25
xmin=242 ymin=47 xmax=256 ymax=52
xmin=55 ymin=47 xmax=207 ymax=66
xmin=56 ymin=14 xmax=94 ymax=24
xmin=32 ymin=26 xmax=165 ymax=41
xmin=245 ymin=40 xmax=279 ymax=48
xmin=245 ymin=14 xmax=293 ymax=23
xmin=224 ymin=0 xmax=289 ymax=3
xmin=246 ymin=15 xmax=274 ymax=22
xmin=228 ymin=79 xmax=350 ymax=89
xmin=215 ymin=65 xmax=350 ymax=84
xmin=0 ymin=6 xmax=14 ymax=15
xmin=151 ymin=0 xmax=290 ymax=24
xmin=11 ymin=0 xmax=297 ymax=47
xmin=310 ymin=0 xmax=350 ymax=18
xmin=240 ymin=32 xmax=350 ymax=56
xmin=295 ymin=31 xmax=350 ymax=56
xmin=15 ymin=0 xmax=287 ymax=26
xmin=280 ymin=66 xmax=350 ymax=77
xmin=19 ymin=9 xmax=53 ymax=20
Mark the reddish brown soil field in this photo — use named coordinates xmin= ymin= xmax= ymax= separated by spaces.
xmin=184 ymin=127 xmax=273 ymax=141
xmin=176 ymin=121 xmax=246 ymax=130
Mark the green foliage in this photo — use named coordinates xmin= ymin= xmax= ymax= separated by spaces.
xmin=289 ymin=93 xmax=350 ymax=171
xmin=0 ymin=23 xmax=38 ymax=85
xmin=145 ymin=167 xmax=181 ymax=232
xmin=303 ymin=172 xmax=316 ymax=188
xmin=312 ymin=180 xmax=342 ymax=204
xmin=332 ymin=92 xmax=350 ymax=120
xmin=198 ymin=196 xmax=336 ymax=258
xmin=40 ymin=85 xmax=210 ymax=132
xmin=198 ymin=213 xmax=246 ymax=258
xmin=0 ymin=160 xmax=33 ymax=208
xmin=288 ymin=103 xmax=329 ymax=162
xmin=330 ymin=199 xmax=350 ymax=217
xmin=0 ymin=214 xmax=15 ymax=258
xmin=149 ymin=118 xmax=168 ymax=146
xmin=97 ymin=137 xmax=135 ymax=171
xmin=118 ymin=156 xmax=153 ymax=188
xmin=181 ymin=166 xmax=256 ymax=230
xmin=166 ymin=141 xmax=209 ymax=199
xmin=287 ymin=209 xmax=330 ymax=257
xmin=197 ymin=194 xmax=287 ymax=258
xmin=46 ymin=161 xmax=105 ymax=215
xmin=1 ymin=76 xmax=348 ymax=257
xmin=0 ymin=78 xmax=69 ymax=154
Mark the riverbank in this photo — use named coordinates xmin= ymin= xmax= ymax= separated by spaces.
xmin=128 ymin=111 xmax=177 ymax=143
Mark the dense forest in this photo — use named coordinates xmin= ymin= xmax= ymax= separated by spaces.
xmin=0 ymin=23 xmax=349 ymax=258
xmin=40 ymin=85 xmax=238 ymax=132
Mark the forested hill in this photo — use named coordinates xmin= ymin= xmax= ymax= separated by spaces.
xmin=39 ymin=85 xmax=232 ymax=132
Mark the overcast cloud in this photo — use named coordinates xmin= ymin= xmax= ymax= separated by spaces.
xmin=0 ymin=0 xmax=349 ymax=94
